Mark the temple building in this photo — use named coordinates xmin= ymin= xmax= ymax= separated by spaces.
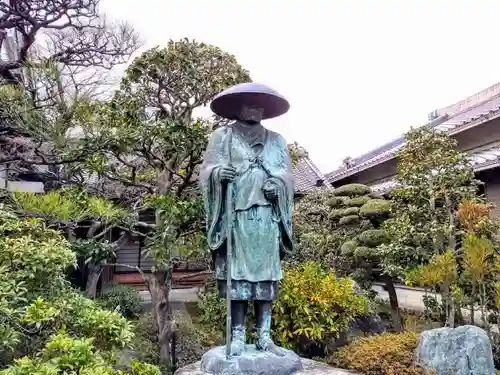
xmin=326 ymin=81 xmax=500 ymax=217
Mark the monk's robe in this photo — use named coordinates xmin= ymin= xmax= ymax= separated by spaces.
xmin=200 ymin=121 xmax=294 ymax=301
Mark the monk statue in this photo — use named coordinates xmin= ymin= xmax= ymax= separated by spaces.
xmin=200 ymin=83 xmax=294 ymax=358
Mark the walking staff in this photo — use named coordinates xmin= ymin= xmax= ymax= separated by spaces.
xmin=224 ymin=126 xmax=234 ymax=360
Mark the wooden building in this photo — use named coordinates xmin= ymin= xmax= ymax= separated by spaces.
xmin=325 ymin=82 xmax=500 ymax=217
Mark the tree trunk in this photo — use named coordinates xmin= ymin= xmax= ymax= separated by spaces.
xmin=469 ymin=283 xmax=476 ymax=325
xmin=454 ymin=300 xmax=465 ymax=326
xmin=147 ymin=269 xmax=174 ymax=370
xmin=442 ymin=284 xmax=455 ymax=328
xmin=85 ymin=262 xmax=103 ymax=299
xmin=384 ymin=276 xmax=404 ymax=331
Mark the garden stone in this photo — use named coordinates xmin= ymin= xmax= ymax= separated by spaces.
xmin=174 ymin=356 xmax=359 ymax=375
xmin=416 ymin=325 xmax=494 ymax=375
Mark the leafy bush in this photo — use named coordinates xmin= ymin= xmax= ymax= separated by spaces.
xmin=130 ymin=313 xmax=160 ymax=366
xmin=175 ymin=312 xmax=223 ymax=369
xmin=273 ymin=261 xmax=369 ymax=353
xmin=197 ymin=285 xmax=226 ymax=329
xmin=99 ymin=283 xmax=143 ymax=318
xmin=0 ymin=208 xmax=136 ymax=367
xmin=330 ymin=332 xmax=435 ymax=375
xmin=0 ymin=333 xmax=160 ymax=375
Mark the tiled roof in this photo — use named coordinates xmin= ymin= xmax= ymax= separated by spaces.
xmin=293 ymin=156 xmax=329 ymax=193
xmin=369 ymin=143 xmax=500 ymax=194
xmin=327 ymin=89 xmax=500 ymax=183
xmin=435 ymin=95 xmax=500 ymax=133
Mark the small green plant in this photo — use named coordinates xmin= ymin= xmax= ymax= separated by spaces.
xmin=99 ymin=283 xmax=143 ymax=318
xmin=131 ymin=313 xmax=160 ymax=366
xmin=197 ymin=285 xmax=226 ymax=330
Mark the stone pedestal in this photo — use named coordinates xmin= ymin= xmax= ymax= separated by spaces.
xmin=174 ymin=349 xmax=359 ymax=375
xmin=200 ymin=345 xmax=302 ymax=375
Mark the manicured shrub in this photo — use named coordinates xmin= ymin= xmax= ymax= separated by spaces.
xmin=345 ymin=196 xmax=371 ymax=207
xmin=325 ymin=196 xmax=345 ymax=208
xmin=339 ymin=215 xmax=360 ymax=226
xmin=333 ymin=184 xmax=372 ymax=197
xmin=358 ymin=229 xmax=388 ymax=247
xmin=329 ymin=332 xmax=435 ymax=375
xmin=342 ymin=207 xmax=360 ymax=216
xmin=359 ymin=199 xmax=391 ymax=219
xmin=329 ymin=209 xmax=344 ymax=220
xmin=273 ymin=261 xmax=369 ymax=353
xmin=340 ymin=240 xmax=358 ymax=256
xmin=98 ymin=283 xmax=143 ymax=318
xmin=353 ymin=246 xmax=374 ymax=260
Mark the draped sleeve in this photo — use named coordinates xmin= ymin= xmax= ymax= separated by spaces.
xmin=200 ymin=126 xmax=230 ymax=251
xmin=264 ymin=132 xmax=294 ymax=256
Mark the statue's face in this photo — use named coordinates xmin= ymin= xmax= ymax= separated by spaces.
xmin=239 ymin=105 xmax=263 ymax=124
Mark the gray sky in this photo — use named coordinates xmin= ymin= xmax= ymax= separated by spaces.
xmin=101 ymin=0 xmax=500 ymax=173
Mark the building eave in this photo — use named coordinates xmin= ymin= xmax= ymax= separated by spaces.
xmin=327 ymin=90 xmax=500 ymax=184
xmin=368 ymin=143 xmax=500 ymax=194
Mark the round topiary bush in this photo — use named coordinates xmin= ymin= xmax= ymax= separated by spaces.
xmin=333 ymin=184 xmax=372 ymax=197
xmin=358 ymin=229 xmax=388 ymax=247
xmin=329 ymin=209 xmax=345 ymax=220
xmin=341 ymin=207 xmax=360 ymax=217
xmin=344 ymin=196 xmax=371 ymax=207
xmin=98 ymin=283 xmax=143 ymax=318
xmin=325 ymin=196 xmax=345 ymax=208
xmin=340 ymin=240 xmax=358 ymax=256
xmin=359 ymin=199 xmax=391 ymax=219
xmin=339 ymin=215 xmax=360 ymax=226
xmin=353 ymin=246 xmax=373 ymax=259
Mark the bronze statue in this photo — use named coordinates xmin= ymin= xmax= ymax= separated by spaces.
xmin=200 ymin=82 xmax=294 ymax=359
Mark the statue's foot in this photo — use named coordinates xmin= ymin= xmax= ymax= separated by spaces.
xmin=230 ymin=338 xmax=245 ymax=356
xmin=256 ymin=338 xmax=286 ymax=357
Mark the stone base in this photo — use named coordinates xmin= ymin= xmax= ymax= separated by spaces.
xmin=199 ymin=345 xmax=302 ymax=375
xmin=174 ymin=348 xmax=358 ymax=375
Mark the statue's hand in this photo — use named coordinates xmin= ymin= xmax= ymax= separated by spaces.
xmin=263 ymin=183 xmax=278 ymax=200
xmin=219 ymin=166 xmax=237 ymax=182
